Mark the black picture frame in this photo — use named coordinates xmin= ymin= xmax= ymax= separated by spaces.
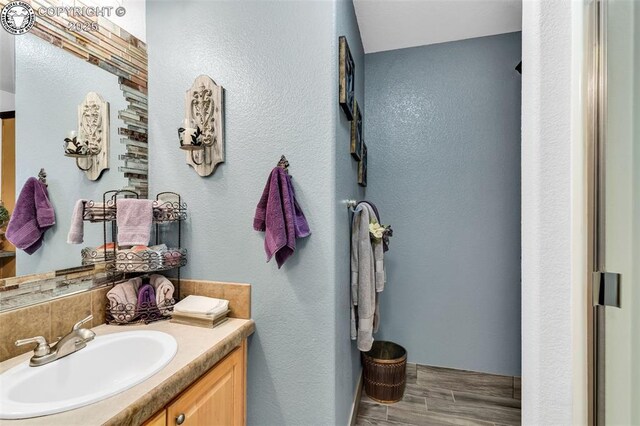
xmin=358 ymin=142 xmax=367 ymax=187
xmin=350 ymin=100 xmax=363 ymax=160
xmin=339 ymin=36 xmax=355 ymax=120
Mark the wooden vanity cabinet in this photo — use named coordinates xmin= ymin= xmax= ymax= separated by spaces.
xmin=143 ymin=410 xmax=167 ymax=426
xmin=143 ymin=341 xmax=246 ymax=426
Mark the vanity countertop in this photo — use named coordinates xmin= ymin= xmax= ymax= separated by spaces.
xmin=0 ymin=318 xmax=255 ymax=426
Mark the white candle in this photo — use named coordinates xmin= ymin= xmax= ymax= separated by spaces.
xmin=181 ymin=127 xmax=198 ymax=146
xmin=65 ymin=130 xmax=78 ymax=152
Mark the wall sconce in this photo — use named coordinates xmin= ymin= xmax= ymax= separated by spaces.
xmin=178 ymin=118 xmax=204 ymax=153
xmin=179 ymin=75 xmax=224 ymax=177
xmin=64 ymin=130 xmax=99 ymax=172
xmin=64 ymin=92 xmax=110 ymax=180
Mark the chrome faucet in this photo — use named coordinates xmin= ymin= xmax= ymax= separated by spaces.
xmin=15 ymin=315 xmax=96 ymax=367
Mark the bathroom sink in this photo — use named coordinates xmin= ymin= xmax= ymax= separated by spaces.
xmin=0 ymin=330 xmax=177 ymax=419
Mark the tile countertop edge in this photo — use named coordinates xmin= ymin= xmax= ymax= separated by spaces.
xmin=108 ymin=319 xmax=256 ymax=426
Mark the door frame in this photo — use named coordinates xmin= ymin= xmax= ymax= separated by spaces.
xmin=586 ymin=0 xmax=608 ymax=424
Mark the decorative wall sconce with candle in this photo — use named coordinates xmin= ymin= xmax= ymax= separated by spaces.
xmin=178 ymin=119 xmax=203 ymax=151
xmin=179 ymin=75 xmax=224 ymax=177
xmin=64 ymin=91 xmax=110 ymax=180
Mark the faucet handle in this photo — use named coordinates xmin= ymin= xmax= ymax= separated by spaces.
xmin=15 ymin=336 xmax=51 ymax=357
xmin=72 ymin=314 xmax=93 ymax=331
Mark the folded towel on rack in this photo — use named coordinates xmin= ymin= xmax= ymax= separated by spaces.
xmin=130 ymin=245 xmax=152 ymax=252
xmin=97 ymin=242 xmax=117 ymax=252
xmin=116 ymin=199 xmax=154 ymax=246
xmin=6 ymin=177 xmax=55 ymax=254
xmin=150 ymin=274 xmax=174 ymax=313
xmin=83 ymin=202 xmax=116 ymax=221
xmin=115 ymin=245 xmax=176 ymax=272
xmin=153 ymin=203 xmax=177 ymax=222
xmin=253 ymin=167 xmax=310 ymax=268
xmin=81 ymin=244 xmax=116 ymax=264
xmin=174 ymin=295 xmax=229 ymax=316
xmin=136 ymin=283 xmax=161 ymax=317
xmin=162 ymin=249 xmax=182 ymax=268
xmin=67 ymin=199 xmax=86 ymax=244
xmin=106 ymin=278 xmax=140 ymax=323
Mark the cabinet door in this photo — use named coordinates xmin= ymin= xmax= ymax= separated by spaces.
xmin=167 ymin=344 xmax=245 ymax=426
xmin=143 ymin=409 xmax=167 ymax=426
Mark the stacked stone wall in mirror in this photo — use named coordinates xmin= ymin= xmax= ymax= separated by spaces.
xmin=0 ymin=1 xmax=148 ymax=313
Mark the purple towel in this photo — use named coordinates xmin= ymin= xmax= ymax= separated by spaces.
xmin=136 ymin=283 xmax=160 ymax=317
xmin=286 ymin=173 xmax=311 ymax=239
xmin=253 ymin=167 xmax=310 ymax=268
xmin=6 ymin=177 xmax=55 ymax=254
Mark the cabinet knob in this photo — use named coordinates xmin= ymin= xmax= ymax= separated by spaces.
xmin=176 ymin=413 xmax=186 ymax=425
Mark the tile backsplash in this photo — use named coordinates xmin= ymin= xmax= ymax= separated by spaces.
xmin=178 ymin=279 xmax=251 ymax=319
xmin=0 ymin=278 xmax=252 ymax=363
xmin=0 ymin=285 xmax=111 ymax=362
xmin=0 ymin=267 xmax=112 ymax=312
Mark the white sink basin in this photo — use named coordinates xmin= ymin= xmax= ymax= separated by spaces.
xmin=0 ymin=330 xmax=177 ymax=419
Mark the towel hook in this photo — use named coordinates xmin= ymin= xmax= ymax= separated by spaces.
xmin=277 ymin=155 xmax=289 ymax=173
xmin=37 ymin=168 xmax=47 ymax=187
xmin=346 ymin=199 xmax=358 ymax=212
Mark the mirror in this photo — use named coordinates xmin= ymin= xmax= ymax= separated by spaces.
xmin=0 ymin=3 xmax=147 ymax=311
xmin=14 ymin=33 xmax=128 ymax=275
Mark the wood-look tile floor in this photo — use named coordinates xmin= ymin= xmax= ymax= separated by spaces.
xmin=356 ymin=363 xmax=521 ymax=426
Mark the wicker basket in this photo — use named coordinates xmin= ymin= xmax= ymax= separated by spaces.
xmin=362 ymin=341 xmax=407 ymax=403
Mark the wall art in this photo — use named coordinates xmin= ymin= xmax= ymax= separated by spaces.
xmin=358 ymin=142 xmax=367 ymax=187
xmin=350 ymin=100 xmax=363 ymax=160
xmin=339 ymin=36 xmax=355 ymax=120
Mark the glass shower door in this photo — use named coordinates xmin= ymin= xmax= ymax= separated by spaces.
xmin=595 ymin=0 xmax=640 ymax=424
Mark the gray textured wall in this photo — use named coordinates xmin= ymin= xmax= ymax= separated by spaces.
xmin=147 ymin=1 xmax=361 ymax=423
xmin=334 ymin=1 xmax=366 ymax=422
xmin=15 ymin=34 xmax=127 ymax=275
xmin=365 ymin=33 xmax=522 ymax=376
xmin=634 ymin=3 xmax=640 ymax=420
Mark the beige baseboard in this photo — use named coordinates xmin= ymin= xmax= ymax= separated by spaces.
xmin=349 ymin=369 xmax=364 ymax=426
